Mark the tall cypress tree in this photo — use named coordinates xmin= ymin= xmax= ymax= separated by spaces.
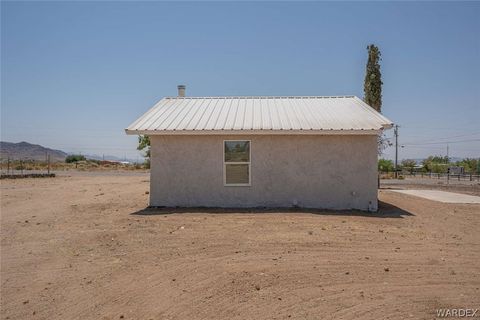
xmin=364 ymin=44 xmax=383 ymax=113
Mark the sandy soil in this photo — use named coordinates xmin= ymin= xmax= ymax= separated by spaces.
xmin=1 ymin=174 xmax=479 ymax=320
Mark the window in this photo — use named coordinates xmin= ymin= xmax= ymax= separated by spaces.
xmin=224 ymin=140 xmax=251 ymax=186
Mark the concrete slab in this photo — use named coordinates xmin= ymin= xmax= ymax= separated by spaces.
xmin=390 ymin=189 xmax=480 ymax=204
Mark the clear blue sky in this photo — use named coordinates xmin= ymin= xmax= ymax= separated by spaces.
xmin=1 ymin=1 xmax=479 ymax=161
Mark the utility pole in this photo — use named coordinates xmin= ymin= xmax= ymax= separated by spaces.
xmin=446 ymin=144 xmax=450 ymax=185
xmin=394 ymin=125 xmax=399 ymax=179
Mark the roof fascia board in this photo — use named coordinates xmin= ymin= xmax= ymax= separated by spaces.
xmin=125 ymin=129 xmax=382 ymax=136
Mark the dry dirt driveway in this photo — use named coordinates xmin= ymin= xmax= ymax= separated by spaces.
xmin=1 ymin=173 xmax=479 ymax=320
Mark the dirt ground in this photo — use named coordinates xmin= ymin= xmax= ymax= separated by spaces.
xmin=1 ymin=173 xmax=479 ymax=320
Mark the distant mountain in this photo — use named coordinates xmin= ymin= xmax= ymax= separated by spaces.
xmin=0 ymin=141 xmax=68 ymax=162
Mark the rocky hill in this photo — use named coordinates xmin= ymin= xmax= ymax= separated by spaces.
xmin=0 ymin=141 xmax=68 ymax=162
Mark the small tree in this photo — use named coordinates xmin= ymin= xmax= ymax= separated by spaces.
xmin=377 ymin=137 xmax=390 ymax=155
xmin=454 ymin=158 xmax=479 ymax=174
xmin=401 ymin=159 xmax=417 ymax=173
xmin=378 ymin=159 xmax=394 ymax=172
xmin=65 ymin=154 xmax=86 ymax=163
xmin=422 ymin=155 xmax=450 ymax=173
xmin=363 ymin=44 xmax=386 ymax=155
xmin=137 ymin=135 xmax=150 ymax=168
xmin=424 ymin=155 xmax=449 ymax=165
xmin=364 ymin=44 xmax=383 ymax=113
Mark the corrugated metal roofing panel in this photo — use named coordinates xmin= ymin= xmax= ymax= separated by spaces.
xmin=125 ymin=96 xmax=393 ymax=134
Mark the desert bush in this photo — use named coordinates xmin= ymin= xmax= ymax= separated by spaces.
xmin=88 ymin=161 xmax=99 ymax=167
xmin=65 ymin=155 xmax=86 ymax=163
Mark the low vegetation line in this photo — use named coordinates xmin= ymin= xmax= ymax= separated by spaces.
xmin=0 ymin=173 xmax=56 ymax=179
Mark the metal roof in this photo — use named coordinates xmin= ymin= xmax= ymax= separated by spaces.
xmin=125 ymin=96 xmax=393 ymax=135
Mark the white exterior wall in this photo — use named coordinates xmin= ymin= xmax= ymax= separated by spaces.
xmin=149 ymin=134 xmax=379 ymax=211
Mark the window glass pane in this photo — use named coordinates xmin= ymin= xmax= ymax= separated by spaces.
xmin=225 ymin=141 xmax=250 ymax=162
xmin=225 ymin=164 xmax=249 ymax=184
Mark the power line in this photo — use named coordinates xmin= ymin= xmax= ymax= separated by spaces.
xmin=403 ymin=138 xmax=480 ymax=146
xmin=402 ymin=132 xmax=480 ymax=145
xmin=400 ymin=122 xmax=479 ymax=130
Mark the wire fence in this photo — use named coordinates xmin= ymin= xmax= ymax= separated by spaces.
xmin=0 ymin=157 xmax=53 ymax=177
xmin=380 ymin=170 xmax=480 ymax=182
xmin=402 ymin=172 xmax=480 ymax=182
xmin=0 ymin=156 xmax=148 ymax=178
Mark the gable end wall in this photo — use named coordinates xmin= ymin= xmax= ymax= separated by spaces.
xmin=149 ymin=134 xmax=378 ymax=210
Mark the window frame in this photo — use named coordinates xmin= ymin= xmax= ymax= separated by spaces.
xmin=223 ymin=140 xmax=251 ymax=187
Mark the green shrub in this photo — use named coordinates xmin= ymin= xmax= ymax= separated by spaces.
xmin=378 ymin=159 xmax=394 ymax=172
xmin=65 ymin=155 xmax=86 ymax=163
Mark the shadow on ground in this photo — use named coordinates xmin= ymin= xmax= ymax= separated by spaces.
xmin=131 ymin=200 xmax=413 ymax=218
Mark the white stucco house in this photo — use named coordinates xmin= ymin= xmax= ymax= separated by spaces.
xmin=126 ymin=86 xmax=392 ymax=211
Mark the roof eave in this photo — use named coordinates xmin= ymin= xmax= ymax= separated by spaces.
xmin=382 ymin=123 xmax=394 ymax=130
xmin=125 ymin=129 xmax=383 ymax=136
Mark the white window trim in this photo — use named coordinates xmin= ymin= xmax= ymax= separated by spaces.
xmin=223 ymin=140 xmax=251 ymax=187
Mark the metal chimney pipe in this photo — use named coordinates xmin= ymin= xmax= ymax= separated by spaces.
xmin=177 ymin=85 xmax=186 ymax=97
